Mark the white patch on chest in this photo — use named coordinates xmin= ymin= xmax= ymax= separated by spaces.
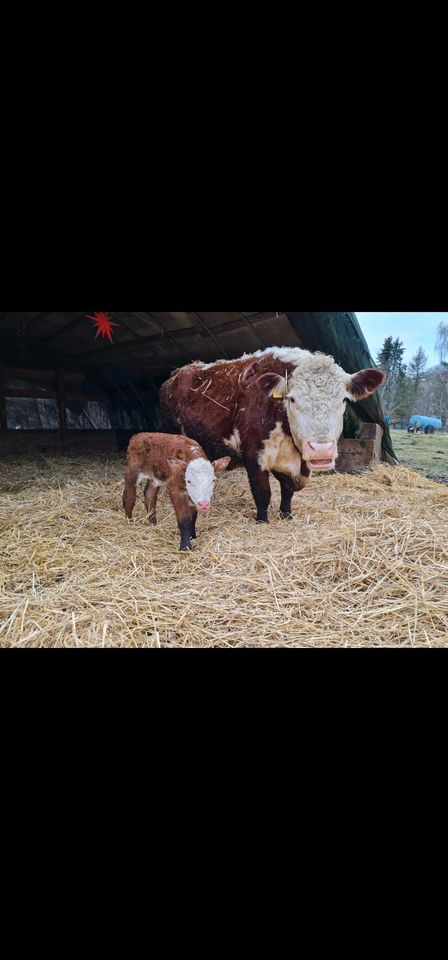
xmin=136 ymin=471 xmax=162 ymax=488
xmin=257 ymin=422 xmax=302 ymax=477
xmin=223 ymin=428 xmax=241 ymax=454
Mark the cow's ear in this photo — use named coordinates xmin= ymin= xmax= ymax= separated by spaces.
xmin=347 ymin=368 xmax=386 ymax=400
xmin=167 ymin=457 xmax=186 ymax=474
xmin=255 ymin=372 xmax=287 ymax=397
xmin=212 ymin=456 xmax=231 ymax=473
xmin=242 ymin=361 xmax=262 ymax=385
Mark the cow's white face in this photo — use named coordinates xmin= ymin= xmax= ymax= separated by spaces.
xmin=268 ymin=356 xmax=386 ymax=472
xmin=182 ymin=456 xmax=230 ymax=511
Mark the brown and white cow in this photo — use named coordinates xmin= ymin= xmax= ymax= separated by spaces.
xmin=159 ymin=347 xmax=386 ymax=523
xmin=123 ymin=432 xmax=230 ymax=550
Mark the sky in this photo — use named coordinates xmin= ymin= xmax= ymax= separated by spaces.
xmin=355 ymin=313 xmax=448 ymax=368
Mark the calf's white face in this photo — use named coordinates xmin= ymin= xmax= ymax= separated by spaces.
xmin=267 ymin=356 xmax=386 ymax=472
xmin=184 ymin=456 xmax=230 ymax=510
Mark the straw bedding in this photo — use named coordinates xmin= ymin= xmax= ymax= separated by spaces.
xmin=1 ymin=454 xmax=447 ymax=647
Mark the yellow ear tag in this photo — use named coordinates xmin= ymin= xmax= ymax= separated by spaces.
xmin=272 ymin=390 xmax=283 ymax=399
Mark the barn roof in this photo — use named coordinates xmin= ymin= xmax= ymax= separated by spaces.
xmin=0 ymin=311 xmax=396 ymax=461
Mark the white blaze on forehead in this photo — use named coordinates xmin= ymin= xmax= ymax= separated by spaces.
xmin=284 ymin=354 xmax=350 ymax=447
xmin=184 ymin=458 xmax=215 ymax=505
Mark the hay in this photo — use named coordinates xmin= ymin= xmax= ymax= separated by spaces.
xmin=1 ymin=454 xmax=447 ymax=647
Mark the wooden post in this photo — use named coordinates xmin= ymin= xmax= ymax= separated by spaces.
xmin=56 ymin=368 xmax=66 ymax=452
xmin=0 ymin=367 xmax=7 ymax=431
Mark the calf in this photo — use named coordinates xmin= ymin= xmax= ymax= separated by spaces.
xmin=123 ymin=432 xmax=230 ymax=550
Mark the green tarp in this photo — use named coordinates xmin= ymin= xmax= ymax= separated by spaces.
xmin=285 ymin=312 xmax=397 ymax=463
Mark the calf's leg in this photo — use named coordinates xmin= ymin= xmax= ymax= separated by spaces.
xmin=167 ymin=482 xmax=196 ymax=550
xmin=123 ymin=468 xmax=138 ymax=519
xmin=244 ymin=457 xmax=271 ymax=523
xmin=144 ymin=480 xmax=160 ymax=525
xmin=178 ymin=515 xmax=195 ymax=551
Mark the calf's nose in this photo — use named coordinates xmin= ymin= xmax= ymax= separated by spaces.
xmin=198 ymin=500 xmax=210 ymax=511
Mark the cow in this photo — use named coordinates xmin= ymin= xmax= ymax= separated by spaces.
xmin=123 ymin=432 xmax=230 ymax=550
xmin=159 ymin=347 xmax=386 ymax=524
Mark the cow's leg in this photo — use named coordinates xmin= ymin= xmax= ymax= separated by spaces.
xmin=123 ymin=468 xmax=138 ymax=519
xmin=190 ymin=509 xmax=198 ymax=539
xmin=272 ymin=471 xmax=296 ymax=519
xmin=244 ymin=458 xmax=271 ymax=523
xmin=143 ymin=480 xmax=160 ymax=525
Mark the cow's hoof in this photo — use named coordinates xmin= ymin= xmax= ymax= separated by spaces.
xmin=180 ymin=543 xmax=193 ymax=551
xmin=279 ymin=511 xmax=293 ymax=520
xmin=256 ymin=518 xmax=269 ymax=524
xmin=149 ymin=516 xmax=157 ymax=526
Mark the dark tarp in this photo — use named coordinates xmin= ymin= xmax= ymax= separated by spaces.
xmin=286 ymin=312 xmax=397 ymax=463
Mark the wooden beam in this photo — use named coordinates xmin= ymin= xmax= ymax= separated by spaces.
xmin=237 ymin=312 xmax=266 ymax=348
xmin=56 ymin=368 xmax=66 ymax=452
xmin=73 ymin=315 xmax=248 ymax=361
xmin=5 ymin=388 xmax=58 ymax=400
xmin=4 ymin=368 xmax=85 ymax=382
xmin=138 ymin=313 xmax=194 ymax=363
xmin=189 ymin=313 xmax=230 ymax=359
xmin=4 ymin=367 xmax=56 ymax=381
xmin=40 ymin=314 xmax=86 ymax=343
xmin=0 ymin=367 xmax=7 ymax=430
xmin=0 ymin=429 xmax=133 ymax=456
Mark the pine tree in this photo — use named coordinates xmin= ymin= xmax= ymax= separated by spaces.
xmin=376 ymin=336 xmax=406 ymax=414
xmin=376 ymin=336 xmax=394 ymax=370
xmin=392 ymin=366 xmax=413 ymax=420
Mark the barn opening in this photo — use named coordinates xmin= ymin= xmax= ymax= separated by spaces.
xmin=0 ymin=312 xmax=396 ymax=467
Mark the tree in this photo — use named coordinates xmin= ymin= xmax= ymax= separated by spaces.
xmin=419 ymin=364 xmax=448 ymax=425
xmin=376 ymin=336 xmax=394 ymax=370
xmin=392 ymin=366 xmax=413 ymax=420
xmin=408 ymin=346 xmax=428 ymax=411
xmin=376 ymin=336 xmax=406 ymax=414
xmin=435 ymin=322 xmax=448 ymax=365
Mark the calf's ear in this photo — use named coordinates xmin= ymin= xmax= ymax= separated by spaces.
xmin=346 ymin=368 xmax=386 ymax=400
xmin=212 ymin=456 xmax=231 ymax=473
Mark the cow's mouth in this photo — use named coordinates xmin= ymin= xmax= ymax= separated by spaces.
xmin=308 ymin=458 xmax=335 ymax=471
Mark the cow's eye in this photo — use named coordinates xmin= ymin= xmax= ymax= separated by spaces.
xmin=289 ymin=397 xmax=295 ymax=404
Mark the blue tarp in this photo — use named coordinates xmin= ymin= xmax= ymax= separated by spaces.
xmin=409 ymin=415 xmax=442 ymax=429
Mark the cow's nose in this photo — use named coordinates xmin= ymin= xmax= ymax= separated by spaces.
xmin=197 ymin=501 xmax=210 ymax=511
xmin=303 ymin=440 xmax=337 ymax=470
xmin=309 ymin=442 xmax=335 ymax=455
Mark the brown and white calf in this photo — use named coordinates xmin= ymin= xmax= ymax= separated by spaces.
xmin=160 ymin=347 xmax=386 ymax=524
xmin=123 ymin=432 xmax=230 ymax=550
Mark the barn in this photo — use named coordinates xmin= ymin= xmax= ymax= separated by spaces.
xmin=1 ymin=312 xmax=447 ymax=646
